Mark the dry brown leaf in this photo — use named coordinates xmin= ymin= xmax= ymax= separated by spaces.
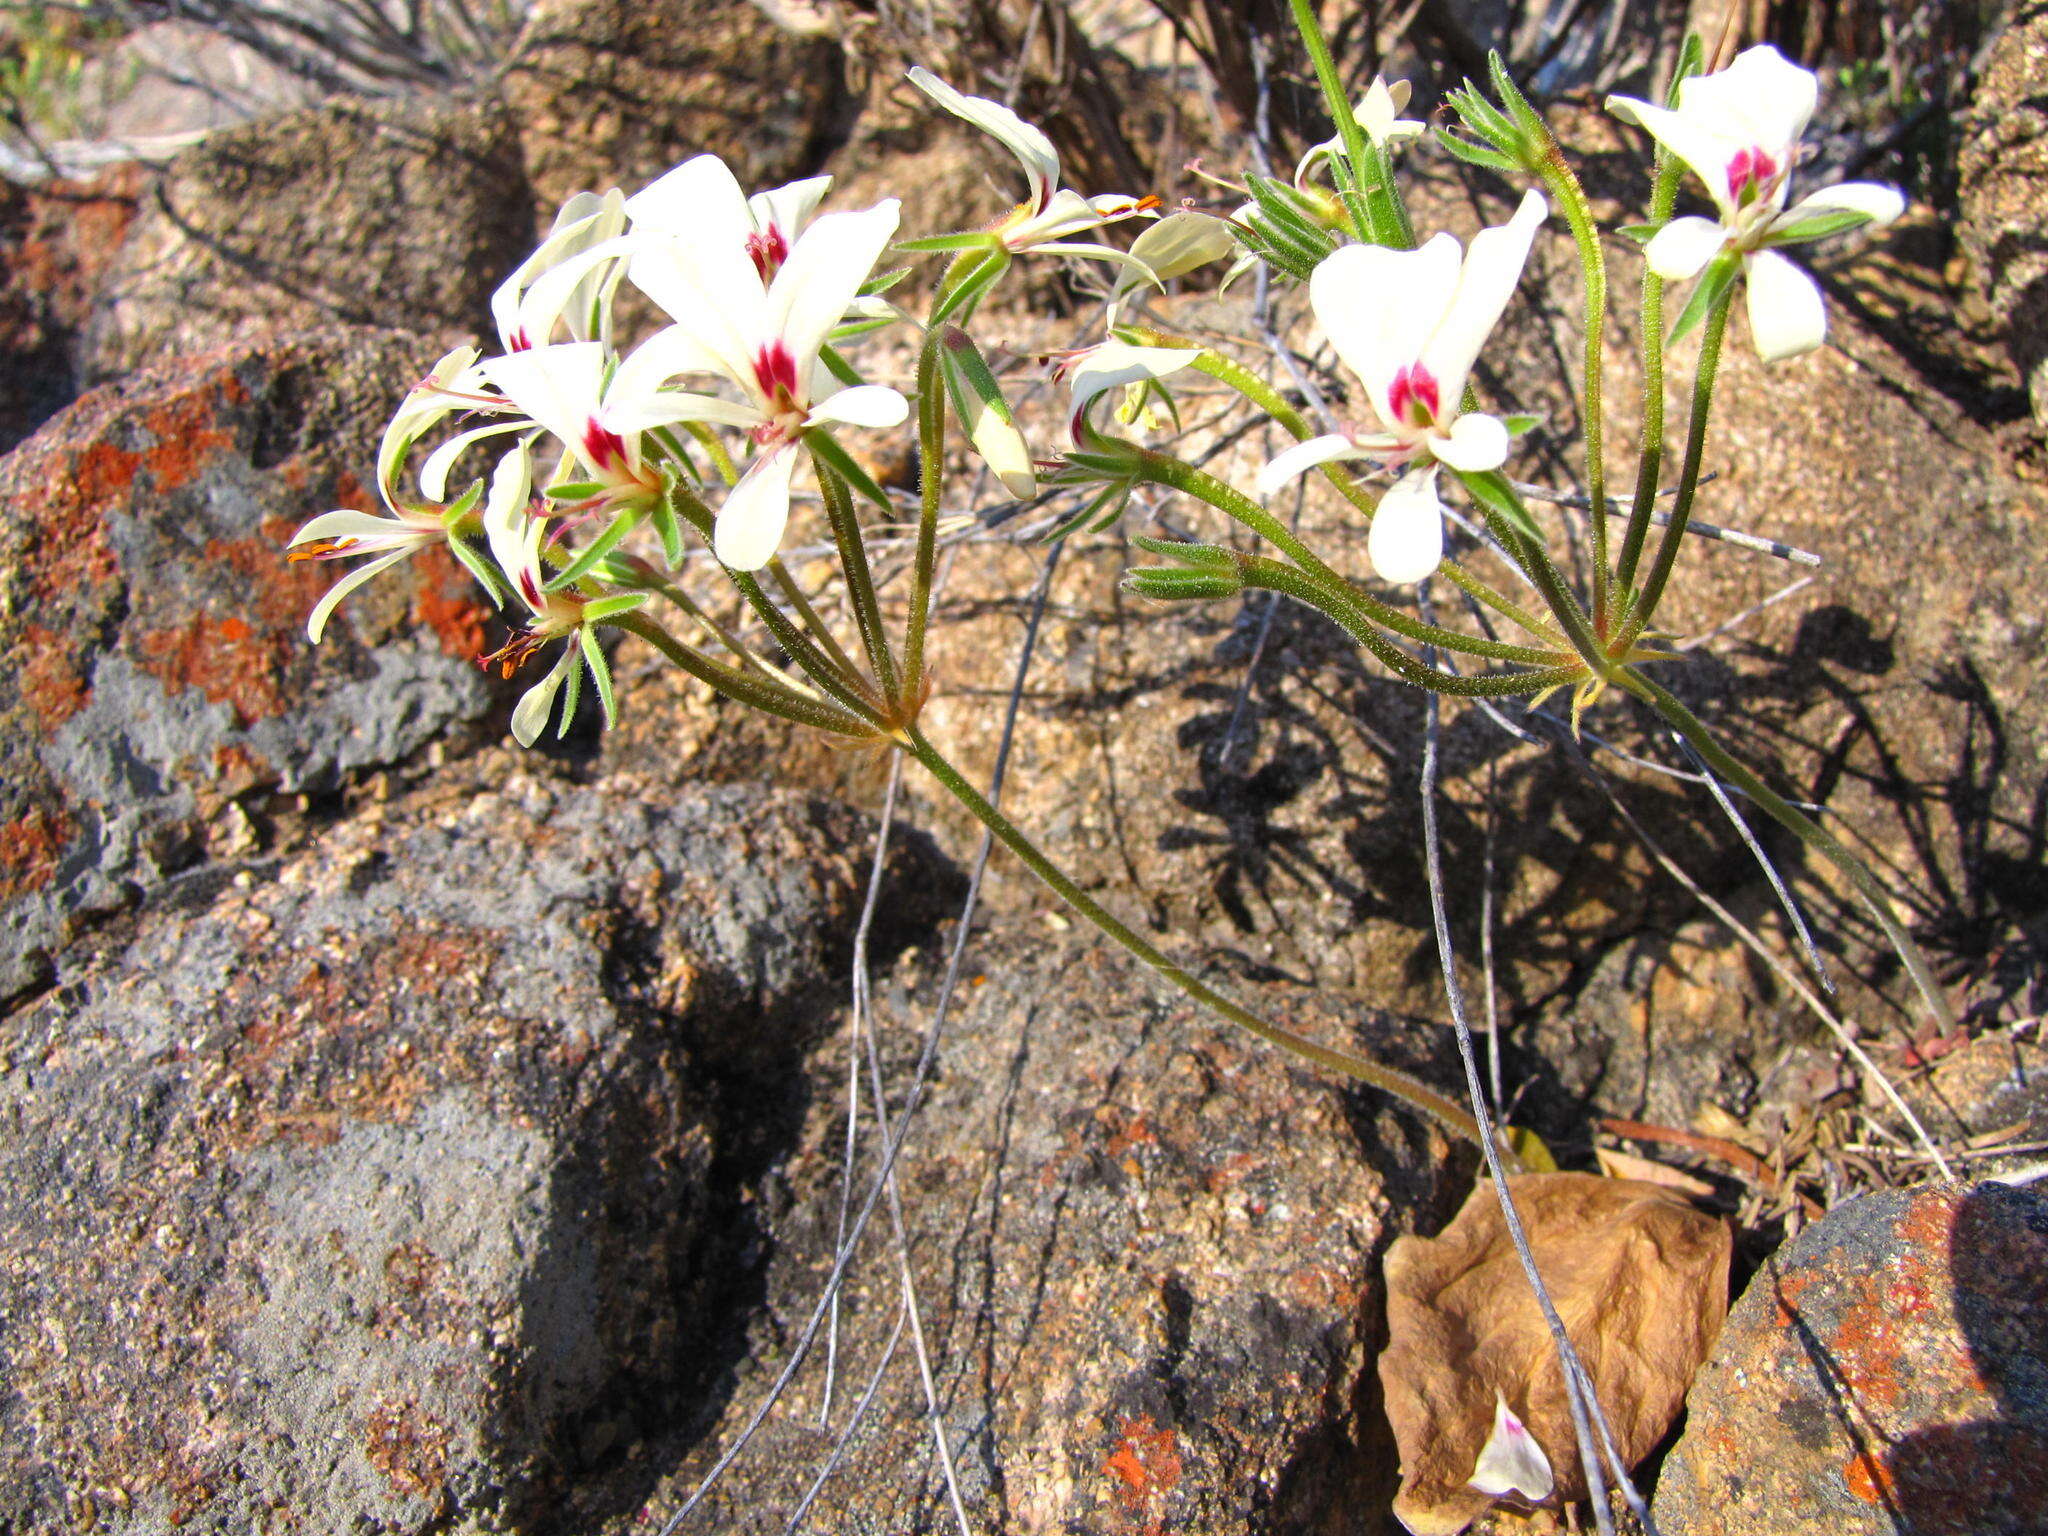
xmin=1378 ymin=1173 xmax=1733 ymax=1535
xmin=1593 ymin=1146 xmax=1717 ymax=1197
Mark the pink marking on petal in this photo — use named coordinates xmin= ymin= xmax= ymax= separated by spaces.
xmin=746 ymin=226 xmax=790 ymax=281
xmin=1726 ymin=146 xmax=1780 ymax=205
xmin=753 ymin=339 xmax=802 ymax=410
xmin=1387 ymin=362 xmax=1440 ymax=429
xmin=507 ymin=326 xmax=533 ymax=352
xmin=581 ymin=417 xmax=629 ymax=472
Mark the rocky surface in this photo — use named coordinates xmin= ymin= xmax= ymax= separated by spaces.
xmin=0 ymin=765 xmax=958 ymax=1533
xmin=503 ymin=0 xmax=851 ymax=214
xmin=0 ymin=326 xmax=504 ymax=1003
xmin=625 ymin=920 xmax=1463 ymax=1536
xmin=1959 ymin=0 xmax=2048 ymax=423
xmin=1653 ymin=1181 xmax=2048 ymax=1535
xmin=84 ymin=95 xmax=532 ymax=377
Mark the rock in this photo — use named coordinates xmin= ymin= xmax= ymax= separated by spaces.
xmin=1653 ymin=1181 xmax=2048 ymax=1535
xmin=83 ymin=95 xmax=532 ymax=377
xmin=1959 ymin=0 xmax=2048 ymax=422
xmin=0 ymin=165 xmax=142 ymax=453
xmin=502 ymin=0 xmax=850 ymax=215
xmin=0 ymin=327 xmax=503 ymax=1002
xmin=0 ymin=766 xmax=957 ymax=1533
xmin=629 ymin=918 xmax=1464 ymax=1534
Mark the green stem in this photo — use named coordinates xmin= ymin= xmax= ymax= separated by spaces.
xmin=1243 ymin=558 xmax=1585 ymax=697
xmin=1621 ymin=668 xmax=1956 ymax=1034
xmin=1239 ymin=554 xmax=1568 ymax=667
xmin=613 ymin=610 xmax=874 ymax=737
xmin=901 ymin=725 xmax=1492 ymax=1146
xmin=1619 ymin=288 xmax=1731 ymax=648
xmin=811 ymin=449 xmax=903 ymax=707
xmin=765 ymin=557 xmax=868 ymax=690
xmin=1543 ymin=162 xmax=1611 ymax=634
xmin=903 ymin=335 xmax=946 ymax=707
xmin=1615 ymin=151 xmax=1687 ymax=595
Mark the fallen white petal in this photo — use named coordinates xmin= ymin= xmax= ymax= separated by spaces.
xmin=1469 ymin=1391 xmax=1555 ymax=1501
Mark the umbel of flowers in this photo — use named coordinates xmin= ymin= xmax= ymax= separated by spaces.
xmin=287 ymin=41 xmax=1938 ymax=1156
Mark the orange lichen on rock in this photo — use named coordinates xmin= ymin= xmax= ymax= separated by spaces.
xmin=1104 ymin=1414 xmax=1182 ymax=1536
xmin=0 ymin=806 xmax=75 ymax=900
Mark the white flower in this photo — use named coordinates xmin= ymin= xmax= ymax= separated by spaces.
xmin=1257 ymin=190 xmax=1548 ymax=584
xmin=1054 ymin=340 xmax=1197 ymax=442
xmin=491 ymin=190 xmax=629 ymax=353
xmin=629 ymin=197 xmax=910 ymax=569
xmin=625 ymin=153 xmax=833 ymax=282
xmin=1608 ymin=45 xmax=1905 ymax=363
xmin=909 ymin=67 xmax=1156 ymax=256
xmin=1295 ymin=76 xmax=1424 ymax=187
xmin=1468 ymin=1391 xmax=1554 ymax=1502
xmin=1107 ymin=210 xmax=1240 ymax=320
xmin=288 ymin=343 xmax=483 ymax=642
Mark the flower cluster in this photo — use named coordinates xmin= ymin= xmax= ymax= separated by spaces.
xmin=290 ymin=45 xmax=1901 ymax=748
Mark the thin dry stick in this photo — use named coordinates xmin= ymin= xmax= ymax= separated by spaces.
xmin=1564 ymin=734 xmax=1956 ymax=1180
xmin=788 ymin=1300 xmax=912 ymax=1530
xmin=655 ymin=541 xmax=1064 ymax=1535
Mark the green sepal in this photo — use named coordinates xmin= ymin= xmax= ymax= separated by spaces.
xmin=1668 ymin=34 xmax=1706 ymax=105
xmin=828 ymin=317 xmax=895 ymax=345
xmin=1669 ymin=251 xmax=1742 ymax=346
xmin=1061 ymin=445 xmax=1148 ymax=478
xmin=1454 ymin=467 xmax=1546 ymax=546
xmin=1128 ymin=535 xmax=1239 ymax=571
xmin=806 ymin=429 xmax=896 ymax=515
xmin=447 ymin=533 xmax=510 ymax=607
xmin=819 ymin=343 xmax=865 ymax=389
xmin=1045 ymin=478 xmax=1134 ymax=540
xmin=862 ymin=265 xmax=913 ymax=295
xmin=578 ymin=625 xmax=618 ymax=728
xmin=557 ymin=647 xmax=583 ymax=738
xmin=440 ymin=478 xmax=485 ymax=528
xmin=1445 ymin=84 xmax=1520 ymax=154
xmin=1760 ymin=209 xmax=1877 ymax=247
xmin=1502 ymin=413 xmax=1541 ymax=436
xmin=652 ymin=477 xmax=686 ymax=567
xmin=1486 ymin=51 xmax=1550 ymax=146
xmin=928 ymin=245 xmax=1011 ymax=328
xmin=581 ymin=591 xmax=654 ymax=622
xmin=938 ymin=326 xmax=1017 ymax=426
xmin=897 ymin=232 xmax=1003 ymax=253
xmin=1616 ymin=222 xmax=1661 ymax=244
xmin=545 ymin=507 xmax=642 ymax=592
xmin=1122 ymin=566 xmax=1243 ymax=602
xmin=1435 ymin=129 xmax=1522 ymax=175
xmin=546 ymin=479 xmax=606 ymax=502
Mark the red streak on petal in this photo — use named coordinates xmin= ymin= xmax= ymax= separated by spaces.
xmin=581 ymin=417 xmax=628 ymax=472
xmin=1726 ymin=146 xmax=1779 ymax=204
xmin=746 ymin=226 xmax=790 ymax=281
xmin=753 ymin=339 xmax=801 ymax=410
xmin=1387 ymin=362 xmax=1440 ymax=429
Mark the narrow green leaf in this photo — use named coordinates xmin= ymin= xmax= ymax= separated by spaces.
xmin=582 ymin=591 xmax=654 ymax=622
xmin=579 ymin=625 xmax=618 ymax=728
xmin=557 ymin=649 xmax=583 ymax=738
xmin=862 ymin=265 xmax=914 ymax=296
xmin=447 ymin=533 xmax=510 ymax=607
xmin=1668 ymin=252 xmax=1742 ymax=346
xmin=547 ymin=479 xmax=606 ymax=502
xmin=1128 ymin=535 xmax=1239 ymax=570
xmin=545 ymin=508 xmax=642 ymax=591
xmin=441 ymin=478 xmax=485 ymax=526
xmin=819 ymin=343 xmax=864 ymax=390
xmin=1455 ymin=468 xmax=1546 ymax=545
xmin=1760 ymin=209 xmax=1877 ymax=247
xmin=1123 ymin=567 xmax=1243 ymax=601
xmin=897 ymin=232 xmax=1003 ymax=253
xmin=1435 ymin=129 xmax=1523 ymax=175
xmin=652 ymin=487 xmax=685 ymax=567
xmin=806 ymin=429 xmax=897 ymax=515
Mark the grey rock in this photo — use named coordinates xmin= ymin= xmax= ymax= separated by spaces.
xmin=1959 ymin=0 xmax=2048 ymax=422
xmin=0 ymin=766 xmax=957 ymax=1533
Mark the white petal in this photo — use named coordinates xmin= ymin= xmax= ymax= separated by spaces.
xmin=482 ymin=446 xmax=539 ymax=607
xmin=1115 ymin=212 xmax=1239 ymax=297
xmin=769 ymin=201 xmax=902 ymax=382
xmin=1429 ymin=412 xmax=1510 ymax=473
xmin=809 ymin=384 xmax=910 ymax=429
xmin=1368 ymin=466 xmax=1446 ymax=584
xmin=1422 ymin=189 xmax=1548 ymax=410
xmin=625 ymin=153 xmax=753 ymax=238
xmin=1007 ymin=188 xmax=1119 ymax=246
xmin=419 ymin=419 xmax=533 ymax=504
xmin=481 ymin=342 xmax=607 ymax=451
xmin=291 ymin=508 xmax=420 ymax=546
xmin=608 ymin=325 xmax=726 ymax=404
xmin=964 ymin=408 xmax=1036 ymax=500
xmin=513 ymin=234 xmax=638 ymax=352
xmin=749 ymin=175 xmax=833 ymax=242
xmin=1063 ymin=342 xmax=1196 ymax=437
xmin=1779 ymin=180 xmax=1906 ymax=228
xmin=1357 ymin=77 xmax=1422 ymax=145
xmin=1643 ymin=215 xmax=1731 ymax=280
xmin=378 ymin=345 xmax=479 ymax=504
xmin=1312 ymin=235 xmax=1463 ymax=422
xmin=510 ymin=649 xmax=575 ymax=748
xmin=1469 ymin=1392 xmax=1554 ymax=1501
xmin=909 ymin=66 xmax=1060 ymax=212
xmin=628 ymin=244 xmax=763 ymax=391
xmin=1255 ymin=433 xmax=1366 ymax=496
xmin=715 ymin=442 xmax=800 ymax=570
xmin=605 ymin=391 xmax=761 ymax=438
xmin=1744 ymin=248 xmax=1827 ymax=362
xmin=305 ymin=546 xmax=413 ymax=644
xmin=1679 ymin=45 xmax=1817 ymax=169
xmin=1606 ymin=95 xmax=1746 ymax=223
